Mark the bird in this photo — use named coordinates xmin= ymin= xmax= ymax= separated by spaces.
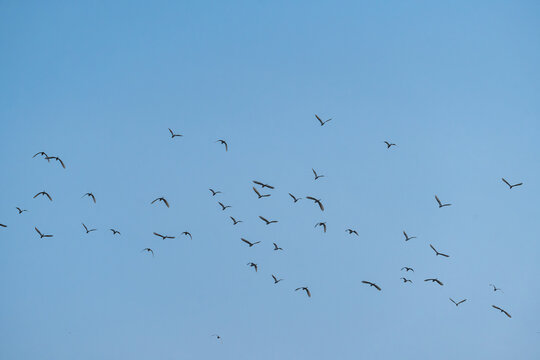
xmin=384 ymin=141 xmax=397 ymax=149
xmin=181 ymin=231 xmax=192 ymax=240
xmin=492 ymin=305 xmax=511 ymax=318
xmin=362 ymin=281 xmax=382 ymax=291
xmin=35 ymin=227 xmax=53 ymax=238
xmin=110 ymin=229 xmax=121 ymax=235
xmin=272 ymin=275 xmax=283 ymax=284
xmin=401 ymin=267 xmax=414 ymax=272
xmin=247 ymin=262 xmax=258 ymax=272
xmin=253 ymin=187 xmax=270 ymax=199
xmin=45 ymin=156 xmax=65 ymax=168
xmin=82 ymin=223 xmax=97 ymax=234
xmin=403 ymin=231 xmax=416 ymax=241
xmin=33 ymin=191 xmax=52 ymax=201
xmin=216 ymin=139 xmax=228 ymax=151
xmin=450 ymin=298 xmax=467 ymax=307
xmin=0 ymin=224 xmax=6 ymax=228
xmin=151 ymin=197 xmax=169 ymax=208
xmin=141 ymin=248 xmax=154 ymax=256
xmin=259 ymin=216 xmax=278 ymax=225
xmin=241 ymin=238 xmax=260 ymax=247
xmin=314 ymin=222 xmax=327 ymax=233
xmin=435 ymin=195 xmax=451 ymax=208
xmin=253 ymin=181 xmax=274 ymax=189
xmin=400 ymin=277 xmax=413 ymax=283
xmin=312 ymin=168 xmax=325 ymax=180
xmin=295 ymin=287 xmax=311 ymax=297
xmin=424 ymin=278 xmax=444 ymax=286
xmin=306 ymin=196 xmax=324 ymax=211
xmin=153 ymin=232 xmax=175 ymax=240
xmin=82 ymin=193 xmax=96 ymax=203
xmin=315 ymin=114 xmax=331 ymax=126
xmin=16 ymin=207 xmax=28 ymax=214
xmin=288 ymin=193 xmax=302 ymax=202
xmin=32 ymin=151 xmax=48 ymax=159
xmin=430 ymin=244 xmax=449 ymax=257
xmin=209 ymin=188 xmax=222 ymax=196
xmin=346 ymin=229 xmax=358 ymax=236
xmin=501 ymin=178 xmax=523 ymax=189
xmin=230 ymin=216 xmax=242 ymax=225
xmin=218 ymin=202 xmax=231 ymax=211
xmin=211 ymin=334 xmax=222 ymax=340
xmin=168 ymin=128 xmax=182 ymax=138
xmin=273 ymin=243 xmax=283 ymax=251
xmin=489 ymin=284 xmax=504 ymax=292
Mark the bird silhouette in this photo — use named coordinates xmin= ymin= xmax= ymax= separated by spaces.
xmin=241 ymin=238 xmax=260 ymax=247
xmin=435 ymin=195 xmax=451 ymax=208
xmin=33 ymin=151 xmax=48 ymax=160
xmin=492 ymin=305 xmax=511 ymax=318
xmin=430 ymin=244 xmax=449 ymax=257
xmin=45 ymin=156 xmax=65 ymax=168
xmin=82 ymin=193 xmax=96 ymax=203
xmin=82 ymin=223 xmax=97 ymax=233
xmin=230 ymin=216 xmax=242 ymax=225
xmin=33 ymin=191 xmax=52 ymax=201
xmin=259 ymin=216 xmax=278 ymax=225
xmin=272 ymin=275 xmax=283 ymax=284
xmin=151 ymin=197 xmax=169 ymax=208
xmin=16 ymin=207 xmax=28 ymax=214
xmin=362 ymin=281 xmax=382 ymax=291
xmin=400 ymin=277 xmax=413 ymax=283
xmin=401 ymin=267 xmax=414 ymax=272
xmin=424 ymin=278 xmax=444 ymax=286
xmin=288 ymin=193 xmax=302 ymax=202
xmin=384 ymin=141 xmax=396 ymax=149
xmin=209 ymin=188 xmax=222 ymax=196
xmin=253 ymin=187 xmax=270 ymax=199
xmin=212 ymin=334 xmax=222 ymax=340
xmin=141 ymin=248 xmax=154 ymax=256
xmin=168 ymin=128 xmax=182 ymax=138
xmin=346 ymin=229 xmax=359 ymax=236
xmin=315 ymin=222 xmax=327 ymax=233
xmin=216 ymin=139 xmax=228 ymax=151
xmin=35 ymin=227 xmax=53 ymax=238
xmin=181 ymin=231 xmax=192 ymax=240
xmin=273 ymin=243 xmax=283 ymax=251
xmin=315 ymin=114 xmax=332 ymax=126
xmin=253 ymin=181 xmax=275 ymax=189
xmin=247 ymin=262 xmax=258 ymax=272
xmin=450 ymin=298 xmax=467 ymax=306
xmin=312 ymin=168 xmax=325 ymax=180
xmin=153 ymin=232 xmax=175 ymax=240
xmin=0 ymin=224 xmax=6 ymax=228
xmin=110 ymin=229 xmax=121 ymax=235
xmin=306 ymin=196 xmax=324 ymax=211
xmin=501 ymin=178 xmax=523 ymax=189
xmin=489 ymin=284 xmax=504 ymax=292
xmin=295 ymin=287 xmax=311 ymax=297
xmin=218 ymin=202 xmax=231 ymax=211
xmin=403 ymin=231 xmax=416 ymax=241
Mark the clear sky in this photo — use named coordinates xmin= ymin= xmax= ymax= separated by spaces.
xmin=1 ymin=1 xmax=539 ymax=359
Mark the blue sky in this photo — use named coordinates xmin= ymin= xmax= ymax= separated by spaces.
xmin=1 ymin=1 xmax=539 ymax=359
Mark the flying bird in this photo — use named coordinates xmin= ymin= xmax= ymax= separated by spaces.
xmin=0 ymin=223 xmax=6 ymax=228
xmin=168 ymin=128 xmax=182 ymax=138
xmin=241 ymin=238 xmax=260 ymax=247
xmin=33 ymin=151 xmax=48 ymax=159
xmin=259 ymin=216 xmax=278 ymax=225
xmin=218 ymin=202 xmax=231 ymax=211
xmin=209 ymin=188 xmax=222 ymax=196
xmin=362 ymin=281 xmax=382 ymax=291
xmin=16 ymin=207 xmax=28 ymax=214
xmin=400 ymin=277 xmax=413 ymax=283
xmin=253 ymin=187 xmax=271 ymax=199
xmin=501 ymin=178 xmax=523 ymax=189
xmin=315 ymin=114 xmax=332 ymax=126
xmin=295 ymin=287 xmax=311 ymax=297
xmin=151 ymin=197 xmax=169 ymax=208
xmin=346 ymin=229 xmax=359 ymax=236
xmin=288 ymin=193 xmax=302 ymax=202
xmin=82 ymin=223 xmax=97 ymax=234
xmin=312 ymin=168 xmax=325 ymax=180
xmin=435 ymin=195 xmax=451 ymax=208
xmin=314 ymin=222 xmax=327 ymax=233
xmin=35 ymin=227 xmax=53 ymax=238
xmin=306 ymin=196 xmax=324 ymax=211
xmin=216 ymin=139 xmax=228 ymax=151
xmin=424 ymin=278 xmax=444 ymax=286
xmin=45 ymin=156 xmax=65 ymax=168
xmin=110 ymin=229 xmax=121 ymax=235
xmin=181 ymin=231 xmax=192 ymax=240
xmin=450 ymin=298 xmax=467 ymax=307
xmin=247 ymin=262 xmax=258 ymax=272
xmin=272 ymin=275 xmax=284 ymax=284
xmin=211 ymin=334 xmax=222 ymax=340
xmin=430 ymin=244 xmax=449 ymax=257
xmin=403 ymin=231 xmax=416 ymax=241
xmin=401 ymin=267 xmax=414 ymax=272
xmin=230 ymin=216 xmax=242 ymax=225
xmin=273 ymin=243 xmax=283 ymax=251
xmin=33 ymin=191 xmax=52 ymax=201
xmin=489 ymin=284 xmax=504 ymax=292
xmin=153 ymin=232 xmax=175 ymax=240
xmin=82 ymin=193 xmax=96 ymax=203
xmin=141 ymin=248 xmax=154 ymax=256
xmin=253 ymin=181 xmax=275 ymax=189
xmin=492 ymin=305 xmax=511 ymax=318
xmin=384 ymin=141 xmax=397 ymax=149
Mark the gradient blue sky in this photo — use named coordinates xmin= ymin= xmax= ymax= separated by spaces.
xmin=1 ymin=1 xmax=539 ymax=359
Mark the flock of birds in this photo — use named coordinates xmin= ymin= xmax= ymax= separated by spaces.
xmin=1 ymin=115 xmax=523 ymax=341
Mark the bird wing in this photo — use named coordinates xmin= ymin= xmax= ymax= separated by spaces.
xmin=514 ymin=183 xmax=523 ymax=187
xmin=253 ymin=187 xmax=261 ymax=197
xmin=57 ymin=158 xmax=65 ymax=168
xmin=322 ymin=223 xmax=327 ymax=232
xmin=266 ymin=184 xmax=275 ymax=189
xmin=315 ymin=114 xmax=323 ymax=124
xmin=151 ymin=198 xmax=158 ymax=204
xmin=450 ymin=298 xmax=456 ymax=305
xmin=90 ymin=194 xmax=96 ymax=203
xmin=153 ymin=232 xmax=164 ymax=238
xmin=374 ymin=284 xmax=381 ymax=291
xmin=436 ymin=279 xmax=443 ymax=285
xmin=44 ymin=192 xmax=52 ymax=201
xmin=362 ymin=281 xmax=372 ymax=286
xmin=253 ymin=181 xmax=263 ymax=187
xmin=289 ymin=193 xmax=297 ymax=201
xmin=169 ymin=128 xmax=174 ymax=136
xmin=317 ymin=201 xmax=324 ymax=211
xmin=435 ymin=195 xmax=442 ymax=205
xmin=241 ymin=238 xmax=252 ymax=246
xmin=306 ymin=196 xmax=317 ymax=201
xmin=272 ymin=275 xmax=277 ymax=281
xmin=33 ymin=193 xmax=39 ymax=198
xmin=35 ymin=227 xmax=42 ymax=236
xmin=440 ymin=253 xmax=449 ymax=257
xmin=501 ymin=178 xmax=511 ymax=187
xmin=163 ymin=198 xmax=169 ymax=207
xmin=457 ymin=299 xmax=467 ymax=305
xmin=492 ymin=305 xmax=501 ymax=311
xmin=430 ymin=244 xmax=437 ymax=253
xmin=305 ymin=288 xmax=311 ymax=297
xmin=259 ymin=216 xmax=268 ymax=223
xmin=503 ymin=310 xmax=511 ymax=318
xmin=82 ymin=223 xmax=88 ymax=231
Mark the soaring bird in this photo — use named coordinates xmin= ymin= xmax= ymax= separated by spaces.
xmin=33 ymin=191 xmax=52 ymax=201
xmin=181 ymin=231 xmax=192 ymax=240
xmin=168 ymin=128 xmax=182 ymax=138
xmin=259 ymin=216 xmax=278 ymax=225
xmin=82 ymin=193 xmax=96 ymax=203
xmin=82 ymin=223 xmax=97 ymax=234
xmin=45 ymin=156 xmax=66 ymax=168
xmin=247 ymin=262 xmax=258 ymax=272
xmin=295 ymin=287 xmax=311 ymax=297
xmin=153 ymin=232 xmax=175 ymax=240
xmin=272 ymin=275 xmax=283 ymax=284
xmin=312 ymin=168 xmax=325 ymax=180
xmin=450 ymin=298 xmax=467 ymax=307
xmin=35 ymin=227 xmax=53 ymax=238
xmin=141 ymin=248 xmax=154 ymax=256
xmin=489 ymin=284 xmax=504 ymax=292
xmin=492 ymin=305 xmax=511 ymax=318
xmin=253 ymin=187 xmax=270 ymax=199
xmin=430 ymin=244 xmax=449 ymax=257
xmin=306 ymin=196 xmax=324 ymax=211
xmin=273 ymin=243 xmax=283 ymax=251
xmin=501 ymin=178 xmax=523 ymax=189
xmin=346 ymin=229 xmax=359 ymax=236
xmin=253 ymin=181 xmax=275 ymax=189
xmin=403 ymin=231 xmax=416 ymax=241
xmin=241 ymin=238 xmax=260 ymax=247
xmin=362 ymin=281 xmax=382 ymax=291
xmin=16 ymin=207 xmax=28 ymax=214
xmin=401 ymin=267 xmax=414 ymax=272
xmin=110 ymin=229 xmax=121 ymax=235
xmin=288 ymin=193 xmax=302 ymax=203
xmin=33 ymin=151 xmax=48 ymax=159
xmin=230 ymin=216 xmax=242 ymax=225
xmin=209 ymin=188 xmax=222 ymax=196
xmin=435 ymin=195 xmax=451 ymax=208
xmin=0 ymin=223 xmax=6 ymax=228
xmin=314 ymin=222 xmax=327 ymax=233
xmin=218 ymin=202 xmax=231 ymax=211
xmin=315 ymin=114 xmax=332 ymax=126
xmin=384 ymin=141 xmax=397 ymax=149
xmin=424 ymin=278 xmax=444 ymax=286
xmin=400 ymin=277 xmax=413 ymax=283
xmin=216 ymin=139 xmax=228 ymax=151
xmin=151 ymin=197 xmax=169 ymax=208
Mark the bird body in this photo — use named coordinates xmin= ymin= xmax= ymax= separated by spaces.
xmin=82 ymin=192 xmax=96 ymax=203
xmin=272 ymin=275 xmax=283 ymax=284
xmin=492 ymin=305 xmax=511 ymax=318
xmin=295 ymin=287 xmax=311 ymax=297
xmin=401 ymin=267 xmax=414 ymax=272
xmin=253 ymin=180 xmax=275 ymax=189
xmin=181 ymin=231 xmax=192 ymax=239
xmin=273 ymin=242 xmax=283 ymax=251
xmin=315 ymin=114 xmax=331 ymax=126
xmin=110 ymin=229 xmax=121 ymax=235
xmin=253 ymin=187 xmax=270 ymax=199
xmin=209 ymin=188 xmax=222 ymax=196
xmin=218 ymin=202 xmax=231 ymax=211
xmin=82 ymin=223 xmax=97 ymax=233
xmin=362 ymin=281 xmax=382 ymax=291
xmin=241 ymin=238 xmax=260 ymax=247
xmin=35 ymin=227 xmax=53 ymax=238
xmin=230 ymin=216 xmax=242 ymax=225
xmin=16 ymin=207 xmax=28 ymax=214
xmin=384 ymin=141 xmax=396 ymax=148
xmin=153 ymin=232 xmax=175 ymax=240
xmin=247 ymin=262 xmax=258 ymax=272
xmin=259 ymin=216 xmax=278 ymax=225
xmin=450 ymin=298 xmax=467 ymax=306
xmin=168 ymin=128 xmax=183 ymax=138
xmin=502 ymin=178 xmax=523 ymax=189
xmin=142 ymin=248 xmax=154 ymax=256
xmin=151 ymin=197 xmax=169 ymax=207
xmin=430 ymin=244 xmax=449 ymax=257
xmin=346 ymin=229 xmax=358 ymax=236
xmin=216 ymin=139 xmax=228 ymax=151
xmin=312 ymin=168 xmax=325 ymax=180
xmin=403 ymin=231 xmax=416 ymax=241
xmin=424 ymin=278 xmax=444 ymax=286
xmin=288 ymin=193 xmax=301 ymax=202
xmin=435 ymin=195 xmax=451 ymax=208
xmin=306 ymin=196 xmax=324 ymax=211
xmin=45 ymin=156 xmax=66 ymax=168
xmin=400 ymin=277 xmax=412 ymax=283
xmin=33 ymin=191 xmax=52 ymax=201
xmin=315 ymin=222 xmax=327 ymax=232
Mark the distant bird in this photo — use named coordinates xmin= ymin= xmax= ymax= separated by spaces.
xmin=295 ymin=287 xmax=311 ymax=297
xmin=209 ymin=188 xmax=222 ymax=196
xmin=211 ymin=334 xmax=222 ymax=340
xmin=35 ymin=227 xmax=53 ymax=238
xmin=153 ymin=232 xmax=175 ymax=240
xmin=141 ymin=248 xmax=154 ymax=256
xmin=151 ymin=197 xmax=169 ymax=208
xmin=306 ymin=196 xmax=324 ymax=211
xmin=314 ymin=222 xmax=327 ymax=233
xmin=312 ymin=168 xmax=325 ymax=180
xmin=32 ymin=151 xmax=48 ymax=160
xmin=168 ymin=128 xmax=182 ymax=138
xmin=230 ymin=216 xmax=242 ymax=225
xmin=362 ymin=281 xmax=382 ymax=291
xmin=247 ymin=262 xmax=258 ymax=272
xmin=273 ymin=243 xmax=283 ymax=251
xmin=82 ymin=223 xmax=97 ymax=234
xmin=33 ymin=191 xmax=52 ymax=201
xmin=253 ymin=181 xmax=274 ymax=189
xmin=424 ymin=278 xmax=444 ymax=286
xmin=259 ymin=216 xmax=278 ymax=225
xmin=384 ymin=141 xmax=396 ymax=149
xmin=0 ymin=223 xmax=6 ymax=228
xmin=110 ymin=229 xmax=121 ymax=235
xmin=400 ymin=277 xmax=413 ymax=283
xmin=253 ymin=187 xmax=270 ymax=199
xmin=430 ymin=244 xmax=449 ymax=257
xmin=492 ymin=305 xmax=511 ymax=318
xmin=45 ymin=156 xmax=65 ymax=168
xmin=435 ymin=195 xmax=451 ymax=208
xmin=401 ymin=267 xmax=414 ymax=272
xmin=272 ymin=275 xmax=283 ymax=284
xmin=82 ymin=193 xmax=96 ymax=203
xmin=315 ymin=114 xmax=332 ymax=126
xmin=216 ymin=139 xmax=228 ymax=151
xmin=16 ymin=207 xmax=28 ymax=214
xmin=288 ymin=193 xmax=302 ymax=202
xmin=450 ymin=298 xmax=467 ymax=307
xmin=241 ymin=238 xmax=260 ymax=247
xmin=489 ymin=284 xmax=504 ymax=292
xmin=501 ymin=178 xmax=523 ymax=189
xmin=218 ymin=202 xmax=231 ymax=211
xmin=403 ymin=231 xmax=416 ymax=241
xmin=346 ymin=229 xmax=358 ymax=236
xmin=181 ymin=231 xmax=192 ymax=240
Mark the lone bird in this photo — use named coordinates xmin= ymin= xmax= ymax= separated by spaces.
xmin=82 ymin=223 xmax=97 ymax=234
xmin=209 ymin=188 xmax=222 ymax=196
xmin=450 ymin=298 xmax=467 ymax=307
xmin=259 ymin=216 xmax=278 ymax=225
xmin=346 ymin=229 xmax=359 ymax=236
xmin=216 ymin=139 xmax=228 ymax=151
xmin=501 ymin=178 xmax=523 ymax=189
xmin=33 ymin=191 xmax=52 ymax=201
xmin=153 ymin=232 xmax=175 ymax=240
xmin=16 ymin=207 xmax=28 ymax=214
xmin=45 ymin=156 xmax=66 ymax=168
xmin=400 ymin=277 xmax=413 ymax=283
xmin=211 ymin=334 xmax=222 ymax=341
xmin=306 ymin=196 xmax=324 ymax=211
xmin=403 ymin=231 xmax=416 ymax=241
xmin=241 ymin=238 xmax=260 ymax=247
xmin=489 ymin=284 xmax=504 ymax=292
xmin=312 ymin=168 xmax=325 ymax=180
xmin=315 ymin=222 xmax=327 ymax=233
xmin=435 ymin=195 xmax=451 ymax=208
xmin=230 ymin=216 xmax=242 ymax=225
xmin=168 ymin=128 xmax=182 ymax=138
xmin=110 ymin=229 xmax=121 ymax=235
xmin=82 ymin=193 xmax=96 ymax=203
xmin=295 ymin=287 xmax=311 ymax=297
xmin=315 ymin=114 xmax=332 ymax=126
xmin=384 ymin=141 xmax=397 ymax=149
xmin=181 ymin=231 xmax=192 ymax=240
xmin=273 ymin=243 xmax=283 ymax=251
xmin=424 ymin=278 xmax=444 ymax=286
xmin=247 ymin=262 xmax=258 ymax=272
xmin=430 ymin=244 xmax=449 ymax=257
xmin=401 ymin=267 xmax=414 ymax=272
xmin=272 ymin=275 xmax=283 ymax=284
xmin=288 ymin=193 xmax=302 ymax=203
xmin=218 ymin=202 xmax=231 ymax=211
xmin=253 ymin=187 xmax=270 ymax=199
xmin=362 ymin=281 xmax=382 ymax=291
xmin=492 ymin=305 xmax=511 ymax=318
xmin=151 ymin=197 xmax=169 ymax=208
xmin=141 ymin=248 xmax=154 ymax=256
xmin=35 ymin=227 xmax=53 ymax=238
xmin=253 ymin=181 xmax=274 ymax=189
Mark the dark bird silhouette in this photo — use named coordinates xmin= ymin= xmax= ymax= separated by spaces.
xmin=212 ymin=334 xmax=222 ymax=340
xmin=253 ymin=187 xmax=271 ymax=199
xmin=424 ymin=278 xmax=444 ymax=286
xmin=362 ymin=281 xmax=382 ymax=291
xmin=216 ymin=139 xmax=228 ymax=151
xmin=33 ymin=151 xmax=48 ymax=160
xmin=272 ymin=275 xmax=283 ymax=284
xmin=35 ymin=227 xmax=53 ymax=238
xmin=306 ymin=196 xmax=324 ymax=211
xmin=153 ymin=232 xmax=175 ymax=240
xmin=142 ymin=248 xmax=154 ymax=256
xmin=230 ymin=216 xmax=242 ymax=225
xmin=16 ymin=207 xmax=28 ymax=214
xmin=400 ymin=277 xmax=413 ymax=283
xmin=0 ymin=223 xmax=6 ymax=228
xmin=501 ymin=178 xmax=523 ymax=189
xmin=151 ymin=197 xmax=169 ymax=208
xmin=82 ymin=193 xmax=96 ymax=203
xmin=435 ymin=195 xmax=451 ymax=208
xmin=492 ymin=305 xmax=511 ymax=318
xmin=253 ymin=181 xmax=275 ymax=189
xmin=218 ymin=202 xmax=231 ymax=211
xmin=295 ymin=287 xmax=311 ymax=297
xmin=82 ymin=223 xmax=97 ymax=234
xmin=384 ymin=141 xmax=396 ymax=149
xmin=33 ymin=191 xmax=52 ymax=201
xmin=489 ymin=284 xmax=504 ymax=292
xmin=314 ymin=222 xmax=327 ymax=233
xmin=430 ymin=244 xmax=449 ymax=257
xmin=168 ymin=128 xmax=182 ymax=138
xmin=181 ymin=231 xmax=192 ymax=240
xmin=288 ymin=193 xmax=302 ymax=202
xmin=209 ymin=188 xmax=222 ymax=196
xmin=241 ymin=238 xmax=260 ymax=247
xmin=273 ymin=243 xmax=283 ymax=251
xmin=259 ymin=216 xmax=278 ymax=225
xmin=450 ymin=298 xmax=467 ymax=307
xmin=110 ymin=229 xmax=121 ymax=235
xmin=45 ymin=156 xmax=65 ymax=168
xmin=401 ymin=267 xmax=414 ymax=272
xmin=403 ymin=231 xmax=416 ymax=241
xmin=315 ymin=114 xmax=332 ymax=126
xmin=346 ymin=229 xmax=358 ymax=236
xmin=312 ymin=168 xmax=325 ymax=180
xmin=247 ymin=262 xmax=258 ymax=272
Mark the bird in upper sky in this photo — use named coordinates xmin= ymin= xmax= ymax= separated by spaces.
xmin=181 ymin=231 xmax=192 ymax=240
xmin=450 ymin=298 xmax=467 ymax=307
xmin=241 ymin=238 xmax=260 ymax=247
xmin=306 ymin=196 xmax=324 ymax=211
xmin=501 ymin=178 xmax=523 ymax=189
xmin=33 ymin=191 xmax=52 ymax=201
xmin=218 ymin=202 xmax=231 ymax=211
xmin=16 ymin=207 xmax=28 ymax=214
xmin=151 ymin=197 xmax=169 ymax=208
xmin=489 ymin=284 xmax=504 ymax=292
xmin=35 ymin=227 xmax=53 ymax=238
xmin=253 ymin=187 xmax=270 ymax=199
xmin=312 ymin=168 xmax=325 ymax=180
xmin=0 ymin=223 xmax=7 ymax=228
xmin=82 ymin=193 xmax=96 ymax=203
xmin=168 ymin=128 xmax=182 ymax=138
xmin=315 ymin=114 xmax=331 ymax=126
xmin=346 ymin=229 xmax=358 ymax=236
xmin=400 ymin=277 xmax=413 ymax=283
xmin=315 ymin=222 xmax=327 ymax=233
xmin=273 ymin=243 xmax=283 ymax=251
xmin=211 ymin=334 xmax=222 ymax=341
xmin=45 ymin=156 xmax=66 ymax=168
xmin=430 ymin=244 xmax=449 ymax=257
xmin=82 ymin=223 xmax=97 ymax=234
xmin=216 ymin=139 xmax=228 ymax=151
xmin=435 ymin=195 xmax=451 ymax=208
xmin=153 ymin=232 xmax=175 ymax=240
xmin=492 ymin=305 xmax=511 ymax=318
xmin=362 ymin=281 xmax=382 ymax=291
xmin=403 ymin=231 xmax=416 ymax=241
xmin=259 ymin=216 xmax=278 ymax=225
xmin=424 ymin=278 xmax=444 ymax=286
xmin=33 ymin=151 xmax=48 ymax=160
xmin=142 ymin=248 xmax=154 ymax=256
xmin=253 ymin=181 xmax=274 ymax=189
xmin=288 ymin=193 xmax=302 ymax=203
xmin=401 ymin=267 xmax=414 ymax=272
xmin=384 ymin=141 xmax=396 ymax=148
xmin=272 ymin=275 xmax=284 ymax=284
xmin=209 ymin=188 xmax=222 ymax=196
xmin=247 ymin=262 xmax=258 ymax=272
xmin=110 ymin=229 xmax=121 ymax=235
xmin=230 ymin=216 xmax=242 ymax=225
xmin=295 ymin=287 xmax=311 ymax=297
